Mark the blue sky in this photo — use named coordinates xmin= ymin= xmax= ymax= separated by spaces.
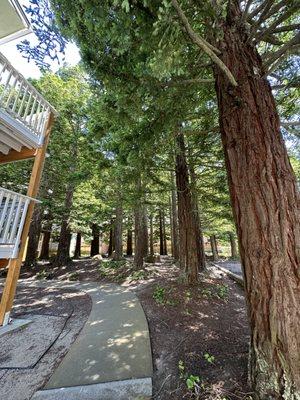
xmin=0 ymin=0 xmax=81 ymax=79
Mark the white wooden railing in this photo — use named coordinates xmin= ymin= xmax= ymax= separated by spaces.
xmin=0 ymin=187 xmax=40 ymax=259
xmin=0 ymin=52 xmax=53 ymax=144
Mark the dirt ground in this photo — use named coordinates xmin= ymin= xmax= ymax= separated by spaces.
xmin=0 ymin=284 xmax=92 ymax=400
xmin=16 ymin=256 xmax=252 ymax=399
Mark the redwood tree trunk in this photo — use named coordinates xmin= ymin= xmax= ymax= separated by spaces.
xmin=25 ymin=205 xmax=42 ymax=266
xmin=188 ymin=155 xmax=206 ymax=270
xmin=126 ymin=223 xmax=133 ymax=256
xmin=210 ymin=235 xmax=219 ymax=262
xmin=229 ymin=232 xmax=238 ymax=259
xmin=170 ymin=173 xmax=179 ymax=262
xmin=113 ymin=204 xmax=123 ymax=260
xmin=74 ymin=232 xmax=81 ymax=258
xmin=108 ymin=223 xmax=114 ymax=257
xmin=55 ymin=184 xmax=74 ymax=266
xmin=175 ymin=132 xmax=205 ymax=284
xmin=149 ymin=214 xmax=154 ymax=256
xmin=90 ymin=223 xmax=100 ymax=256
xmin=39 ymin=229 xmax=51 ymax=260
xmin=142 ymin=206 xmax=149 ymax=257
xmin=159 ymin=209 xmax=164 ymax=255
xmin=134 ymin=205 xmax=144 ymax=269
xmin=162 ymin=209 xmax=168 ymax=255
xmin=214 ymin=2 xmax=300 ymax=396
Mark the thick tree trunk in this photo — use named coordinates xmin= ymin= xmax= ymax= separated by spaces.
xmin=108 ymin=222 xmax=114 ymax=257
xmin=213 ymin=2 xmax=300 ymax=396
xmin=141 ymin=206 xmax=149 ymax=257
xmin=24 ymin=205 xmax=42 ymax=266
xmin=170 ymin=173 xmax=179 ymax=262
xmin=134 ymin=205 xmax=144 ymax=268
xmin=162 ymin=209 xmax=168 ymax=255
xmin=149 ymin=214 xmax=154 ymax=256
xmin=126 ymin=226 xmax=133 ymax=256
xmin=188 ymin=155 xmax=206 ymax=270
xmin=229 ymin=232 xmax=238 ymax=259
xmin=90 ymin=223 xmax=100 ymax=256
xmin=55 ymin=184 xmax=74 ymax=266
xmin=175 ymin=132 xmax=205 ymax=284
xmin=159 ymin=209 xmax=164 ymax=255
xmin=210 ymin=235 xmax=219 ymax=261
xmin=39 ymin=229 xmax=51 ymax=260
xmin=74 ymin=232 xmax=81 ymax=258
xmin=113 ymin=204 xmax=123 ymax=260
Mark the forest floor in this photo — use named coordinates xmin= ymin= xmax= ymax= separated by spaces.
xmin=17 ymin=256 xmax=252 ymax=400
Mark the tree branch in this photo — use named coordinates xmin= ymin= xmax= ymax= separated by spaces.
xmin=281 ymin=121 xmax=300 ymax=128
xmin=263 ymin=32 xmax=300 ymax=68
xmin=241 ymin=0 xmax=255 ymax=23
xmin=255 ymin=4 xmax=299 ymax=43
xmin=162 ymin=78 xmax=214 ymax=87
xmin=272 ymin=82 xmax=300 ymax=90
xmin=171 ymin=0 xmax=238 ymax=87
xmin=271 ymin=23 xmax=300 ymax=34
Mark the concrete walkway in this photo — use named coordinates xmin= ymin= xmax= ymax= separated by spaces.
xmin=215 ymin=261 xmax=243 ymax=277
xmin=21 ymin=280 xmax=153 ymax=400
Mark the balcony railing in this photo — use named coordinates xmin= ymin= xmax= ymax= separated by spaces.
xmin=0 ymin=52 xmax=53 ymax=145
xmin=0 ymin=187 xmax=40 ymax=259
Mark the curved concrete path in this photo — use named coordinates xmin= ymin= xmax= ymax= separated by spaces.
xmin=22 ymin=280 xmax=153 ymax=400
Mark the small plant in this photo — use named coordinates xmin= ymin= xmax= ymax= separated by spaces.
xmin=204 ymin=352 xmax=215 ymax=364
xmin=68 ymin=271 xmax=79 ymax=281
xmin=217 ymin=284 xmax=229 ymax=299
xmin=130 ymin=270 xmax=146 ymax=281
xmin=102 ymin=260 xmax=126 ymax=269
xmin=201 ymin=288 xmax=213 ymax=298
xmin=178 ymin=359 xmax=185 ymax=378
xmin=186 ymin=374 xmax=200 ymax=390
xmin=35 ymin=269 xmax=52 ymax=280
xmin=185 ymin=290 xmax=192 ymax=302
xmin=153 ymin=285 xmax=165 ymax=304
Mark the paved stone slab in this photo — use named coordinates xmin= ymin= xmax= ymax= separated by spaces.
xmin=32 ymin=377 xmax=152 ymax=400
xmin=0 ymin=318 xmax=31 ymax=338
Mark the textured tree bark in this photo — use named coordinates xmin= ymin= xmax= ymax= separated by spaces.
xmin=54 ymin=184 xmax=74 ymax=266
xmin=39 ymin=229 xmax=51 ymax=260
xmin=159 ymin=209 xmax=164 ymax=255
xmin=175 ymin=132 xmax=204 ymax=284
xmin=141 ymin=206 xmax=149 ymax=257
xmin=90 ymin=223 xmax=100 ymax=256
xmin=149 ymin=214 xmax=154 ymax=256
xmin=134 ymin=205 xmax=144 ymax=268
xmin=213 ymin=2 xmax=300 ymax=396
xmin=188 ymin=154 xmax=206 ymax=270
xmin=74 ymin=232 xmax=81 ymax=258
xmin=229 ymin=232 xmax=238 ymax=259
xmin=126 ymin=217 xmax=133 ymax=257
xmin=210 ymin=235 xmax=219 ymax=262
xmin=162 ymin=209 xmax=168 ymax=255
xmin=170 ymin=173 xmax=179 ymax=262
xmin=113 ymin=204 xmax=123 ymax=260
xmin=108 ymin=221 xmax=114 ymax=257
xmin=127 ymin=229 xmax=133 ymax=256
xmin=24 ymin=205 xmax=42 ymax=266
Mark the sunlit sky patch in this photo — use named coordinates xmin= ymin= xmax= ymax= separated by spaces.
xmin=0 ymin=0 xmax=81 ymax=79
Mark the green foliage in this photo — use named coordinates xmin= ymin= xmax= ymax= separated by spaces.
xmin=204 ymin=352 xmax=215 ymax=364
xmin=153 ymin=285 xmax=166 ymax=304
